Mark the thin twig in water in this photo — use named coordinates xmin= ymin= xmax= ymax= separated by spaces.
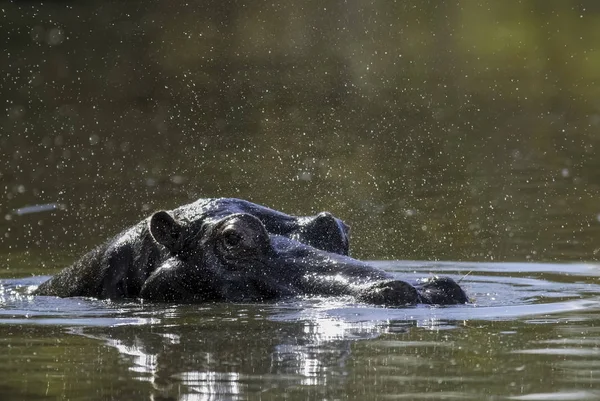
xmin=457 ymin=270 xmax=472 ymax=284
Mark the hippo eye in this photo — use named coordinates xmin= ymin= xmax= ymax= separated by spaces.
xmin=215 ymin=214 xmax=271 ymax=258
xmin=222 ymin=230 xmax=243 ymax=248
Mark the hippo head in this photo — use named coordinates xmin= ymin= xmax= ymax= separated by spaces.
xmin=140 ymin=210 xmax=468 ymax=306
xmin=33 ymin=197 xmax=467 ymax=305
xmin=141 ymin=211 xmax=379 ymax=303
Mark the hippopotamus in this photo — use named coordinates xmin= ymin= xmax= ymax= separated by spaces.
xmin=34 ymin=198 xmax=468 ymax=306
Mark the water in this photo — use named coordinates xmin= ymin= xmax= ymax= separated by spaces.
xmin=4 ymin=0 xmax=600 ymax=399
xmin=2 ymin=261 xmax=600 ymax=400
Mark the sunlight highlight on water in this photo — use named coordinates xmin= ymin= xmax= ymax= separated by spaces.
xmin=2 ymin=261 xmax=600 ymax=400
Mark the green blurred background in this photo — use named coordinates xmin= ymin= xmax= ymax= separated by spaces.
xmin=3 ymin=0 xmax=600 ymax=271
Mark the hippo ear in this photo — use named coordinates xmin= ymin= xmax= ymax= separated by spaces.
xmin=149 ymin=211 xmax=182 ymax=252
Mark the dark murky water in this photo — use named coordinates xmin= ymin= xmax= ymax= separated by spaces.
xmin=2 ymin=262 xmax=600 ymax=400
xmin=4 ymin=1 xmax=600 ymax=400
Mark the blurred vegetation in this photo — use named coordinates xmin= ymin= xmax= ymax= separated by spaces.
xmin=3 ymin=0 xmax=600 ymax=267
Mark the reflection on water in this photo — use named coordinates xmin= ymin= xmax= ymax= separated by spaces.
xmin=2 ymin=262 xmax=600 ymax=400
xmin=178 ymin=372 xmax=243 ymax=401
xmin=4 ymin=0 xmax=600 ymax=399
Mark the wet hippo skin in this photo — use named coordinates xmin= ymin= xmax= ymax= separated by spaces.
xmin=34 ymin=198 xmax=468 ymax=306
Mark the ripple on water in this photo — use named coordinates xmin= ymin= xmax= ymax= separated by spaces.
xmin=2 ymin=261 xmax=600 ymax=401
xmin=1 ymin=261 xmax=600 ymax=329
xmin=508 ymin=391 xmax=600 ymax=400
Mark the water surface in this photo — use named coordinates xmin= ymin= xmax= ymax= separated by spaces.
xmin=2 ymin=261 xmax=600 ymax=400
xmin=4 ymin=1 xmax=600 ymax=400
